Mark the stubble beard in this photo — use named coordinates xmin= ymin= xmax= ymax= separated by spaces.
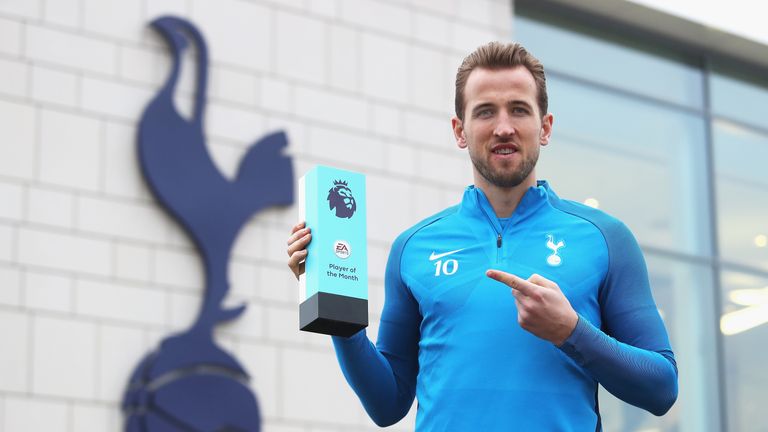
xmin=469 ymin=145 xmax=539 ymax=188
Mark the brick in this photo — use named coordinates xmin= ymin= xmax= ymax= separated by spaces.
xmin=76 ymin=278 xmax=167 ymax=325
xmin=0 ymin=57 xmax=28 ymax=98
xmin=43 ymin=0 xmax=81 ymax=28
xmin=266 ymin=305 xmax=311 ymax=346
xmin=259 ymin=76 xmax=293 ymax=114
xmin=410 ymin=46 xmax=451 ymax=112
xmin=191 ymin=0 xmax=272 ymax=72
xmin=229 ymin=259 xmax=257 ymax=300
xmin=0 ymin=181 xmax=23 ymax=221
xmin=77 ymin=195 xmax=168 ymax=243
xmin=18 ymin=227 xmax=112 ymax=276
xmin=386 ymin=142 xmax=416 ymax=176
xmin=0 ymin=310 xmax=29 ymax=392
xmin=410 ymin=0 xmax=457 ymax=17
xmin=0 ymin=266 xmax=21 ymax=306
xmin=3 ymin=396 xmax=68 ymax=432
xmin=339 ymin=0 xmax=411 ymax=37
xmin=450 ymin=21 xmax=499 ymax=55
xmin=0 ymin=0 xmax=41 ymax=19
xmin=154 ymin=247 xmax=204 ymax=291
xmin=24 ymin=271 xmax=73 ymax=313
xmin=294 ymin=85 xmax=368 ymax=130
xmin=0 ymin=100 xmax=36 ymax=181
xmin=456 ymin=0 xmax=493 ymax=26
xmin=25 ymin=24 xmax=116 ymax=75
xmin=72 ymin=403 xmax=119 ymax=432
xmin=411 ymin=182 xmax=448 ymax=221
xmin=219 ymin=301 xmax=264 ymax=340
xmin=361 ymin=33 xmax=409 ymax=103
xmin=27 ymin=186 xmax=75 ymax=228
xmin=265 ymin=115 xmax=309 ymax=156
xmin=281 ymin=346 xmax=363 ymax=424
xmin=306 ymin=126 xmax=386 ymax=171
xmin=403 ymin=109 xmax=454 ymax=149
xmin=0 ymin=224 xmax=13 ymax=262
xmin=370 ymin=103 xmax=402 ymax=138
xmin=169 ymin=290 xmax=200 ymax=329
xmin=145 ymin=0 xmax=190 ymax=18
xmin=97 ymin=323 xmax=146 ymax=402
xmin=366 ymin=174 xmax=413 ymax=243
xmin=0 ymin=17 xmax=22 ymax=56
xmin=39 ymin=109 xmax=101 ymax=191
xmin=328 ymin=25 xmax=359 ymax=92
xmin=307 ymin=0 xmax=338 ymax=18
xmin=212 ymin=66 xmax=258 ymax=107
xmin=103 ymin=121 xmax=153 ymax=200
xmin=206 ymin=101 xmax=266 ymax=143
xmin=31 ymin=64 xmax=79 ymax=107
xmin=412 ymin=11 xmax=452 ymax=48
xmin=81 ymin=76 xmax=154 ymax=120
xmin=416 ymin=147 xmax=471 ymax=187
xmin=119 ymin=45 xmax=168 ymax=87
xmin=83 ymin=0 xmax=143 ymax=41
xmin=256 ymin=264 xmax=298 ymax=304
xmin=114 ymin=241 xmax=152 ymax=282
xmin=32 ymin=315 xmax=97 ymax=399
xmin=276 ymin=11 xmax=326 ymax=85
xmin=235 ymin=342 xmax=279 ymax=417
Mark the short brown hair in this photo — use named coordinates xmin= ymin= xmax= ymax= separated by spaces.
xmin=455 ymin=41 xmax=548 ymax=121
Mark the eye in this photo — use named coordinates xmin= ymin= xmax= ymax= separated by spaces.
xmin=512 ymin=106 xmax=530 ymax=115
xmin=474 ymin=108 xmax=494 ymax=119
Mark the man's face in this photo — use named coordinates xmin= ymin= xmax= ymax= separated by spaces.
xmin=452 ymin=66 xmax=553 ymax=190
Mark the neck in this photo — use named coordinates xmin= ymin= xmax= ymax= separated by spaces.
xmin=474 ymin=172 xmax=537 ymax=218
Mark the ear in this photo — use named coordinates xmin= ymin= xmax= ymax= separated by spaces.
xmin=539 ymin=113 xmax=554 ymax=146
xmin=452 ymin=116 xmax=467 ymax=149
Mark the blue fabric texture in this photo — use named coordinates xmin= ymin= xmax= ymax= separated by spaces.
xmin=332 ymin=181 xmax=678 ymax=431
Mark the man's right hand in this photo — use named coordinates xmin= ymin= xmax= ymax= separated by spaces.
xmin=287 ymin=221 xmax=312 ymax=280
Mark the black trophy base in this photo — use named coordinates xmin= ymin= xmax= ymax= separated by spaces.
xmin=300 ymin=292 xmax=368 ymax=337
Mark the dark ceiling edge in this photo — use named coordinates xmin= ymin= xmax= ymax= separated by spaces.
xmin=513 ymin=0 xmax=768 ymax=76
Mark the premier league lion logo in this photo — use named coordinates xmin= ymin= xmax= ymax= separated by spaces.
xmin=327 ymin=180 xmax=356 ymax=218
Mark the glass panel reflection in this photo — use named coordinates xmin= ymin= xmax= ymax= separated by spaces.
xmin=721 ymin=270 xmax=768 ymax=432
xmin=599 ymin=256 xmax=719 ymax=432
xmin=515 ymin=14 xmax=704 ymax=108
xmin=711 ymin=70 xmax=768 ymax=129
xmin=537 ymin=77 xmax=711 ymax=255
xmin=713 ymin=121 xmax=768 ymax=272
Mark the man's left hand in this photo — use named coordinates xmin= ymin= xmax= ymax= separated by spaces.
xmin=486 ymin=270 xmax=578 ymax=346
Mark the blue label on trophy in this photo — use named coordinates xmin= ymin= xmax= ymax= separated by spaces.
xmin=298 ymin=165 xmax=368 ymax=336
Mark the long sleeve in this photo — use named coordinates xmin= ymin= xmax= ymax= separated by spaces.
xmin=331 ymin=231 xmax=421 ymax=427
xmin=558 ymin=220 xmax=678 ymax=416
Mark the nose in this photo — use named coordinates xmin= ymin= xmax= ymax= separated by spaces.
xmin=493 ymin=112 xmax=516 ymax=139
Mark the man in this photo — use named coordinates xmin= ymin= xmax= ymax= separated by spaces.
xmin=286 ymin=42 xmax=677 ymax=431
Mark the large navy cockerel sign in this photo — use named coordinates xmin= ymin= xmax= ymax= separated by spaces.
xmin=122 ymin=16 xmax=293 ymax=431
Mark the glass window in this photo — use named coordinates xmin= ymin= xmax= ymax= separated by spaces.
xmin=599 ymin=257 xmax=720 ymax=432
xmin=720 ymin=270 xmax=768 ymax=432
xmin=537 ymin=77 xmax=712 ymax=255
xmin=515 ymin=13 xmax=704 ymax=108
xmin=713 ymin=121 xmax=768 ymax=272
xmin=711 ymin=70 xmax=768 ymax=129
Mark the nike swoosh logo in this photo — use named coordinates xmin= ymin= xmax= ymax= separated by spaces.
xmin=429 ymin=248 xmax=465 ymax=261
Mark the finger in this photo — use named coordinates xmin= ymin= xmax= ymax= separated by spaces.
xmin=288 ymin=249 xmax=308 ymax=277
xmin=291 ymin=221 xmax=306 ymax=234
xmin=287 ymin=227 xmax=310 ymax=247
xmin=287 ymin=233 xmax=312 ymax=256
xmin=528 ymin=273 xmax=558 ymax=290
xmin=486 ymin=269 xmax=538 ymax=297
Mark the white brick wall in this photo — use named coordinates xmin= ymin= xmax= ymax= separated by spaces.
xmin=0 ymin=0 xmax=512 ymax=430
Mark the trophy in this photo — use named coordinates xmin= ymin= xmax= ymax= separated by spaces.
xmin=298 ymin=165 xmax=368 ymax=337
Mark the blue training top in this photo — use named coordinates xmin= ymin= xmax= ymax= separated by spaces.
xmin=332 ymin=181 xmax=678 ymax=431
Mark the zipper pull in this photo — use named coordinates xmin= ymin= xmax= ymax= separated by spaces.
xmin=497 ymin=233 xmax=502 ymax=248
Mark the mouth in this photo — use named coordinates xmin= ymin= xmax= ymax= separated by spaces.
xmin=491 ymin=144 xmax=519 ymax=156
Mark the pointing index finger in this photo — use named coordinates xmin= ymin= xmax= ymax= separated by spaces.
xmin=486 ymin=269 xmax=537 ymax=296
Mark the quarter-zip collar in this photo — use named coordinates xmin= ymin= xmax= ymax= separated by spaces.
xmin=459 ymin=180 xmax=555 ymax=233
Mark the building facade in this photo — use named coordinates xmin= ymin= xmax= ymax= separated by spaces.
xmin=0 ymin=0 xmax=765 ymax=431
